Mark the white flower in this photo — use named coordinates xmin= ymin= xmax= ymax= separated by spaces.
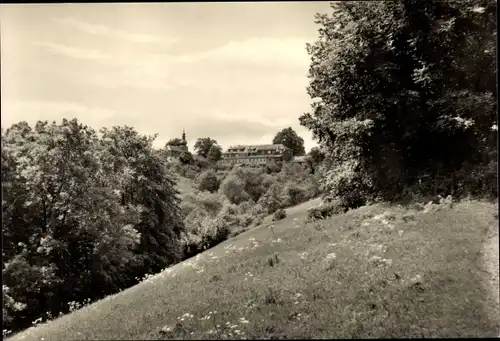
xmin=239 ymin=317 xmax=250 ymax=324
xmin=161 ymin=325 xmax=173 ymax=332
xmin=325 ymin=253 xmax=336 ymax=260
xmin=471 ymin=6 xmax=485 ymax=13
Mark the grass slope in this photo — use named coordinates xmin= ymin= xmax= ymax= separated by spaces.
xmin=174 ymin=174 xmax=197 ymax=198
xmin=9 ymin=199 xmax=499 ymax=340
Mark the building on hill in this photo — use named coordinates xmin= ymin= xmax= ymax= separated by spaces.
xmin=165 ymin=129 xmax=189 ymax=163
xmin=220 ymin=144 xmax=292 ymax=166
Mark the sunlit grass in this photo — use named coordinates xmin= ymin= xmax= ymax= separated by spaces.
xmin=8 ymin=198 xmax=499 ymax=340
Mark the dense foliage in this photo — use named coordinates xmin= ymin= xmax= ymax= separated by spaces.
xmin=300 ymin=0 xmax=497 ymax=208
xmin=272 ymin=127 xmax=306 ymax=156
xmin=194 ymin=137 xmax=220 ymax=159
xmin=2 ymin=119 xmax=184 ymax=333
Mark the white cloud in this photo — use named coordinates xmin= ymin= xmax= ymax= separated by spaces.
xmin=202 ymin=37 xmax=309 ymax=66
xmin=33 ymin=41 xmax=112 ymax=63
xmin=1 ymin=100 xmax=116 ymax=128
xmin=53 ymin=17 xmax=179 ymax=45
xmin=158 ymin=37 xmax=310 ymax=66
xmin=32 ymin=41 xmax=174 ymax=90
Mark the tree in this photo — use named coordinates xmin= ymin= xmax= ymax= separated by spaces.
xmin=194 ymin=137 xmax=218 ymax=158
xmin=166 ymin=138 xmax=186 ymax=147
xmin=1 ymin=120 xmax=186 ymax=333
xmin=207 ymin=144 xmax=222 ymax=162
xmin=2 ymin=119 xmax=142 ymax=331
xmin=300 ymin=0 xmax=496 ymax=208
xmin=99 ymin=126 xmax=185 ymax=278
xmin=197 ymin=170 xmax=220 ymax=193
xmin=306 ymin=147 xmax=325 ymax=174
xmin=218 ymin=173 xmax=251 ymax=205
xmin=179 ymin=151 xmax=193 ymax=165
xmin=272 ymin=127 xmax=306 ymax=156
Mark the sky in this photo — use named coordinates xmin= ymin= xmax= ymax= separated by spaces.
xmin=0 ymin=2 xmax=332 ymax=152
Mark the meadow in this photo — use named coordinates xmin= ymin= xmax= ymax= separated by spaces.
xmin=9 ymin=197 xmax=499 ymax=340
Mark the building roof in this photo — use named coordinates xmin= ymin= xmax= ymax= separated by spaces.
xmin=225 ymin=144 xmax=288 ymax=153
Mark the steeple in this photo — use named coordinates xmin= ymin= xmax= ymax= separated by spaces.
xmin=182 ymin=129 xmax=186 ymax=142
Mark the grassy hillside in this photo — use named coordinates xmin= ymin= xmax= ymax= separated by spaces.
xmin=9 ymin=198 xmax=499 ymax=340
xmin=174 ymin=174 xmax=197 ymax=198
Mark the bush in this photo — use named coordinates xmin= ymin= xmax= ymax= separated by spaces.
xmin=237 ymin=200 xmax=256 ymax=215
xmin=273 ymin=209 xmax=287 ymax=221
xmin=219 ymin=174 xmax=251 ymax=205
xmin=197 ymin=170 xmax=220 ymax=193
xmin=265 ymin=161 xmax=282 ymax=174
xmin=193 ymin=155 xmax=210 ymax=169
xmin=307 ymin=200 xmax=346 ymax=221
xmin=258 ymin=183 xmax=285 ymax=214
xmin=283 ymin=183 xmax=306 ymax=206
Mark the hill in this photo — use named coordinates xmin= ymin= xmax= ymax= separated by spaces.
xmin=8 ymin=198 xmax=499 ymax=340
xmin=172 ymin=173 xmax=197 ymax=197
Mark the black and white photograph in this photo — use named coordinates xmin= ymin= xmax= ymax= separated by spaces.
xmin=1 ymin=1 xmax=498 ymax=339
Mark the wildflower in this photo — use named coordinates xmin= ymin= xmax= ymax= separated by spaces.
xmin=471 ymin=6 xmax=485 ymax=13
xmin=398 ymin=230 xmax=404 ymax=237
xmin=239 ymin=317 xmax=250 ymax=324
xmin=161 ymin=325 xmax=173 ymax=333
xmin=325 ymin=253 xmax=336 ymax=260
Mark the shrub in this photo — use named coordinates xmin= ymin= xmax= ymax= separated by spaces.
xmin=251 ymin=215 xmax=264 ymax=227
xmin=219 ymin=174 xmax=251 ymax=205
xmin=237 ymin=200 xmax=255 ymax=215
xmin=258 ymin=183 xmax=285 ymax=214
xmin=193 ymin=155 xmax=210 ymax=169
xmin=266 ymin=253 xmax=280 ymax=267
xmin=265 ymin=161 xmax=283 ymax=174
xmin=307 ymin=200 xmax=346 ymax=221
xmin=197 ymin=169 xmax=220 ymax=193
xmin=283 ymin=183 xmax=306 ymax=206
xmin=273 ymin=209 xmax=287 ymax=221
xmin=238 ymin=213 xmax=255 ymax=227
xmin=250 ymin=203 xmax=266 ymax=216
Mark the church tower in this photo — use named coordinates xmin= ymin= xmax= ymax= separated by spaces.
xmin=182 ymin=129 xmax=186 ymax=142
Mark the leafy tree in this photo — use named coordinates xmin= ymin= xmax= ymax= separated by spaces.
xmin=308 ymin=147 xmax=325 ymax=165
xmin=194 ymin=137 xmax=218 ymax=158
xmin=306 ymin=147 xmax=325 ymax=174
xmin=218 ymin=173 xmax=251 ymax=205
xmin=300 ymin=0 xmax=497 ymax=208
xmin=272 ymin=127 xmax=306 ymax=156
xmin=197 ymin=169 xmax=220 ymax=193
xmin=257 ymin=183 xmax=284 ymax=214
xmin=2 ymin=119 xmax=142 ymax=331
xmin=207 ymin=144 xmax=222 ymax=162
xmin=166 ymin=138 xmax=187 ymax=147
xmin=179 ymin=151 xmax=193 ymax=165
xmin=1 ymin=119 xmax=186 ymax=333
xmin=99 ymin=126 xmax=184 ymax=279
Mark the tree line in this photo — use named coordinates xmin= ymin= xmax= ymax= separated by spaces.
xmin=2 ymin=120 xmax=185 ymax=333
xmin=300 ymin=0 xmax=497 ymax=209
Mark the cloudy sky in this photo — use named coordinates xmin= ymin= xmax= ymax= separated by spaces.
xmin=1 ymin=2 xmax=331 ymax=152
